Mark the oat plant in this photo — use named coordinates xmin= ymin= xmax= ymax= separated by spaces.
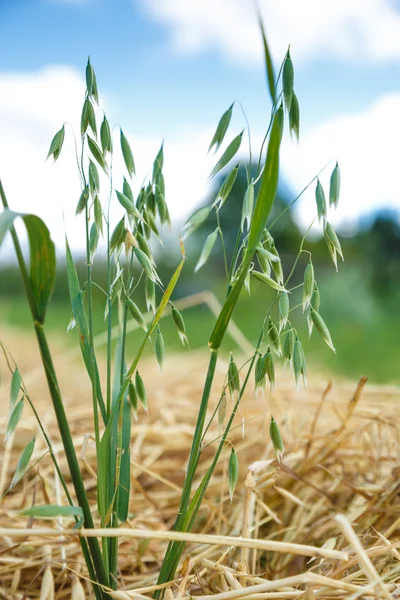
xmin=0 ymin=21 xmax=343 ymax=599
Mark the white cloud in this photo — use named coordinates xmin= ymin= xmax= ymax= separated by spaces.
xmin=1 ymin=65 xmax=398 ymax=258
xmin=0 ymin=66 xmax=214 ymax=253
xmin=281 ymin=93 xmax=400 ymax=231
xmin=140 ymin=0 xmax=400 ymax=65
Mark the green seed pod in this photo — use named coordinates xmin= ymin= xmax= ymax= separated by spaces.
xmin=289 ymin=91 xmax=300 ymax=142
xmin=315 ymin=179 xmax=326 ymax=222
xmin=122 ymin=178 xmax=134 ymax=204
xmin=88 ymin=159 xmax=99 ymax=196
xmin=89 ymin=222 xmax=99 ymax=258
xmin=145 ymin=276 xmax=156 ymax=313
xmin=128 ymin=380 xmax=138 ymax=420
xmin=214 ymin=164 xmax=239 ymax=209
xmin=155 ymin=326 xmax=165 ymax=370
xmin=109 ymin=217 xmax=126 ymax=254
xmin=195 ymin=228 xmax=218 ymax=272
xmin=324 ymin=221 xmax=343 ymax=260
xmin=86 ymin=99 xmax=97 ymax=138
xmin=265 ymin=349 xmax=275 ymax=388
xmin=80 ymin=99 xmax=89 ymax=137
xmin=269 ymin=243 xmax=284 ymax=285
xmin=329 ymin=162 xmax=340 ymax=208
xmin=87 ymin=136 xmax=108 ymax=175
xmin=256 ymin=247 xmax=272 ymax=277
xmin=228 ymin=353 xmax=240 ymax=400
xmin=100 ymin=116 xmax=112 ymax=154
xmin=293 ymin=337 xmax=307 ymax=387
xmin=120 ymin=128 xmax=135 ymax=177
xmin=137 ymin=232 xmax=154 ymax=264
xmin=302 ymin=259 xmax=314 ymax=312
xmin=76 ymin=186 xmax=89 ymax=216
xmin=209 ymin=131 xmax=244 ymax=180
xmin=135 ymin=371 xmax=148 ymax=413
xmin=171 ymin=304 xmax=188 ymax=345
xmin=255 ymin=353 xmax=266 ymax=393
xmin=228 ymin=447 xmax=239 ymax=502
xmin=267 ymin=318 xmax=281 ymax=356
xmin=241 ymin=181 xmax=254 ymax=232
xmin=93 ymin=196 xmax=103 ymax=236
xmin=208 ymin=102 xmax=233 ymax=154
xmin=127 ymin=298 xmax=147 ymax=332
xmin=152 ymin=142 xmax=164 ymax=183
xmin=134 ymin=247 xmax=160 ymax=284
xmin=182 ymin=206 xmax=211 ymax=240
xmin=279 ymin=291 xmax=290 ymax=330
xmin=311 ymin=282 xmax=320 ymax=312
xmin=218 ymin=392 xmax=227 ymax=432
xmin=46 ymin=125 xmax=65 ymax=161
xmin=283 ymin=327 xmax=295 ymax=362
xmin=269 ymin=416 xmax=284 ymax=462
xmin=252 ymin=270 xmax=286 ymax=292
xmin=283 ymin=50 xmax=294 ymax=111
xmin=310 ymin=308 xmax=336 ymax=353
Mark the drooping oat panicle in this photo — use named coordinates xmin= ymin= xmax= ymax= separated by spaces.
xmin=76 ymin=186 xmax=89 ymax=216
xmin=302 ymin=259 xmax=315 ymax=311
xmin=329 ymin=162 xmax=341 ymax=208
xmin=93 ymin=196 xmax=103 ymax=235
xmin=293 ymin=337 xmax=307 ymax=387
xmin=289 ymin=92 xmax=300 ymax=142
xmin=325 ymin=221 xmax=344 ymax=262
xmin=128 ymin=380 xmax=138 ymax=420
xmin=269 ymin=416 xmax=284 ymax=461
xmin=315 ymin=179 xmax=326 ymax=221
xmin=311 ymin=281 xmax=320 ymax=311
xmin=109 ymin=217 xmax=126 ymax=254
xmin=283 ymin=49 xmax=294 ymax=111
xmin=88 ymin=160 xmax=100 ymax=197
xmin=120 ymin=128 xmax=135 ymax=177
xmin=9 ymin=437 xmax=35 ymax=490
xmin=283 ymin=326 xmax=295 ymax=363
xmin=213 ymin=164 xmax=239 ymax=210
xmin=87 ymin=136 xmax=108 ymax=175
xmin=252 ymin=270 xmax=286 ymax=292
xmin=265 ymin=349 xmax=275 ymax=387
xmin=152 ymin=142 xmax=164 ymax=181
xmin=241 ymin=181 xmax=254 ymax=232
xmin=208 ymin=103 xmax=233 ymax=154
xmin=46 ymin=125 xmax=65 ymax=162
xmin=209 ymin=131 xmax=244 ymax=180
xmin=195 ymin=227 xmax=218 ymax=272
xmin=155 ymin=326 xmax=165 ymax=370
xmin=255 ymin=353 xmax=267 ymax=394
xmin=135 ymin=371 xmax=148 ymax=413
xmin=310 ymin=307 xmax=336 ymax=352
xmin=89 ymin=222 xmax=99 ymax=258
xmin=182 ymin=206 xmax=210 ymax=240
xmin=218 ymin=392 xmax=227 ymax=432
xmin=279 ymin=291 xmax=290 ymax=330
xmin=228 ymin=353 xmax=240 ymax=400
xmin=100 ymin=115 xmax=112 ymax=154
xmin=228 ymin=447 xmax=239 ymax=502
xmin=267 ymin=318 xmax=281 ymax=356
xmin=269 ymin=243 xmax=284 ymax=284
xmin=127 ymin=298 xmax=147 ymax=331
xmin=9 ymin=368 xmax=21 ymax=412
xmin=6 ymin=398 xmax=24 ymax=442
xmin=171 ymin=303 xmax=188 ymax=345
xmin=145 ymin=276 xmax=156 ymax=313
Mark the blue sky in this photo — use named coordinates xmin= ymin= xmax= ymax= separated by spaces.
xmin=1 ymin=0 xmax=400 ymax=248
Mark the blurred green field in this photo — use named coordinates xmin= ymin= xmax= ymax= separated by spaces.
xmin=2 ymin=261 xmax=399 ymax=384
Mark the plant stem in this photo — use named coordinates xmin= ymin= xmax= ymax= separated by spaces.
xmin=0 ymin=180 xmax=110 ymax=599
